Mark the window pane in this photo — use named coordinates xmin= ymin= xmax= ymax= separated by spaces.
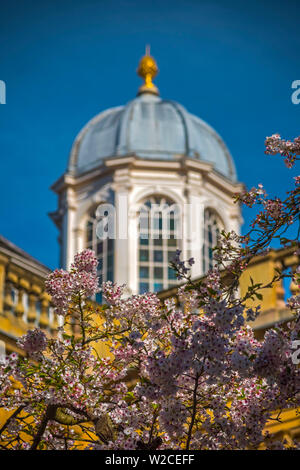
xmin=87 ymin=224 xmax=93 ymax=243
xmin=203 ymin=209 xmax=223 ymax=274
xmin=154 ymin=250 xmax=163 ymax=262
xmin=11 ymin=289 xmax=17 ymax=304
xmin=154 ymin=267 xmax=163 ymax=279
xmin=108 ymin=254 xmax=113 ymax=268
xmin=139 ymin=250 xmax=149 ymax=262
xmin=168 ymin=251 xmax=177 ymax=262
xmin=87 ymin=209 xmax=114 ymax=298
xmin=138 ymin=197 xmax=179 ymax=293
xmin=140 ymin=237 xmax=149 ymax=245
xmin=139 ymin=211 xmax=149 ymax=224
xmin=97 ymin=241 xmax=103 ymax=256
xmin=154 ymin=282 xmax=163 ymax=292
xmin=139 ymin=282 xmax=149 ymax=294
xmin=168 ymin=267 xmax=177 ymax=280
xmin=151 ymin=231 xmax=160 ymax=241
xmin=139 ymin=266 xmax=149 ymax=278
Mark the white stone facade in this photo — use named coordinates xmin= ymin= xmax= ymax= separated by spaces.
xmin=50 ymin=61 xmax=243 ymax=297
xmin=50 ymin=155 xmax=243 ymax=296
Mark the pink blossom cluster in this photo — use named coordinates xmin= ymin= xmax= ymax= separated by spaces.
xmin=263 ymin=198 xmax=283 ymax=220
xmin=265 ymin=134 xmax=300 ymax=168
xmin=17 ymin=328 xmax=47 ymax=356
xmin=73 ymin=249 xmax=98 ymax=274
xmin=2 ymin=180 xmax=300 ymax=452
xmin=101 ymin=281 xmax=125 ymax=306
xmin=238 ymin=184 xmax=266 ymax=208
xmin=45 ymin=249 xmax=99 ymax=315
xmin=2 ymin=248 xmax=300 ymax=450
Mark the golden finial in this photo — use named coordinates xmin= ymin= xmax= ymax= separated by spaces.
xmin=137 ymin=45 xmax=159 ymax=96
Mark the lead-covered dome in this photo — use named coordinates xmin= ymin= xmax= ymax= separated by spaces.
xmin=68 ymin=54 xmax=237 ymax=181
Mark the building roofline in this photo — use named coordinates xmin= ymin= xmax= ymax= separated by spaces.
xmin=0 ymin=235 xmax=51 ymax=275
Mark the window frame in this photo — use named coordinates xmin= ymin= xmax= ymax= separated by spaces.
xmin=137 ymin=196 xmax=180 ymax=294
xmin=202 ymin=208 xmax=223 ymax=273
xmin=85 ymin=207 xmax=114 ymax=302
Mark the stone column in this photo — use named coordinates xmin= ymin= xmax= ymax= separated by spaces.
xmin=3 ymin=281 xmax=13 ymax=317
xmin=185 ymin=170 xmax=204 ymax=278
xmin=113 ymin=170 xmax=132 ymax=292
xmin=0 ymin=256 xmax=7 ymax=315
xmin=50 ymin=311 xmax=61 ymax=338
xmin=39 ymin=294 xmax=50 ymax=330
xmin=15 ymin=288 xmax=25 ymax=320
xmin=274 ymin=261 xmax=286 ymax=309
xmin=27 ymin=293 xmax=37 ymax=326
xmin=74 ymin=227 xmax=85 ymax=255
xmin=61 ymin=188 xmax=77 ymax=270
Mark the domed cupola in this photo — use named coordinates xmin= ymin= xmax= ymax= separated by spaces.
xmin=68 ymin=50 xmax=237 ymax=182
xmin=51 ymin=49 xmax=242 ymax=289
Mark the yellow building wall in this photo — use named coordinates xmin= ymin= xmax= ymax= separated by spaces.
xmin=0 ymin=246 xmax=299 ymax=447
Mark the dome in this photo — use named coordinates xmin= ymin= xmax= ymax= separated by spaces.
xmin=68 ymin=55 xmax=237 ymax=182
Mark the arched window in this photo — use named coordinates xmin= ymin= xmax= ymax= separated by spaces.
xmin=86 ymin=207 xmax=114 ymax=303
xmin=35 ymin=300 xmax=41 ymax=326
xmin=137 ymin=196 xmax=180 ymax=294
xmin=202 ymin=209 xmax=223 ymax=273
xmin=10 ymin=286 xmax=18 ymax=313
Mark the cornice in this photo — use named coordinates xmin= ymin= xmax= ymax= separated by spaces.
xmin=50 ymin=156 xmax=245 ymax=200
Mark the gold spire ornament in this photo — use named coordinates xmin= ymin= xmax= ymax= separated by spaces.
xmin=137 ymin=45 xmax=159 ymax=96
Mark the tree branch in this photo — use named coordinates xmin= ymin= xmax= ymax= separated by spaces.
xmin=30 ymin=405 xmax=56 ymax=450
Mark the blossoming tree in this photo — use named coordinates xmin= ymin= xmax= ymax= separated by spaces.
xmin=0 ymin=135 xmax=299 ymax=450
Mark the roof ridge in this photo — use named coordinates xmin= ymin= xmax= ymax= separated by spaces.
xmin=0 ymin=234 xmax=51 ymax=272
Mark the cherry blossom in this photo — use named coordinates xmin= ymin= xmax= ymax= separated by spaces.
xmin=1 ymin=135 xmax=300 ymax=450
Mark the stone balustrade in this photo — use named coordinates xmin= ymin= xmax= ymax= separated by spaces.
xmin=0 ymin=237 xmax=68 ymax=353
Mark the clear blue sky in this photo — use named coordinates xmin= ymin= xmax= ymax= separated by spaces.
xmin=0 ymin=0 xmax=299 ymax=268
